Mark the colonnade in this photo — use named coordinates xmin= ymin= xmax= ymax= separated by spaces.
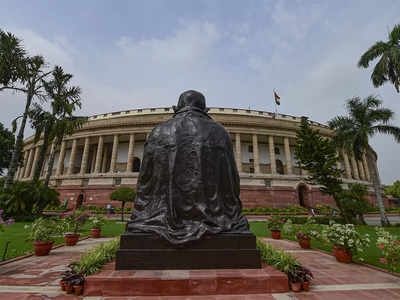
xmin=16 ymin=132 xmax=371 ymax=182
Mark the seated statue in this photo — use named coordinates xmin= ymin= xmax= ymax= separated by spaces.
xmin=126 ymin=90 xmax=249 ymax=244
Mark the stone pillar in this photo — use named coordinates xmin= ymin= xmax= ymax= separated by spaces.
xmin=362 ymin=153 xmax=370 ymax=181
xmin=235 ymin=133 xmax=242 ymax=172
xmin=56 ymin=140 xmax=66 ymax=176
xmin=30 ymin=146 xmax=41 ymax=178
xmin=67 ymin=139 xmax=78 ymax=175
xmin=102 ymin=145 xmax=108 ymax=173
xmin=358 ymin=160 xmax=365 ymax=180
xmin=20 ymin=150 xmax=29 ymax=178
xmin=126 ymin=134 xmax=135 ymax=172
xmin=44 ymin=142 xmax=56 ymax=178
xmin=24 ymin=148 xmax=34 ymax=178
xmin=252 ymin=134 xmax=260 ymax=174
xmin=342 ymin=151 xmax=352 ymax=179
xmin=80 ymin=137 xmax=90 ymax=175
xmin=284 ymin=137 xmax=293 ymax=175
xmin=90 ymin=147 xmax=97 ymax=173
xmin=110 ymin=134 xmax=119 ymax=173
xmin=269 ymin=135 xmax=276 ymax=174
xmin=350 ymin=154 xmax=359 ymax=180
xmin=94 ymin=136 xmax=104 ymax=173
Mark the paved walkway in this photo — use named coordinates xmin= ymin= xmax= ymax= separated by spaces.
xmin=0 ymin=237 xmax=400 ymax=299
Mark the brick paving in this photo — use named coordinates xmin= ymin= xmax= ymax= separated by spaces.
xmin=0 ymin=237 xmax=399 ymax=299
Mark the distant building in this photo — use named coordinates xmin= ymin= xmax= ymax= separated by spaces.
xmin=17 ymin=107 xmax=383 ymax=209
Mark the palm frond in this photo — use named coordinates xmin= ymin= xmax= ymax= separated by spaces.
xmin=371 ymin=125 xmax=400 ymax=143
xmin=358 ymin=41 xmax=388 ymax=68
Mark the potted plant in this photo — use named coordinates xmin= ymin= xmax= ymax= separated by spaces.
xmin=88 ymin=214 xmax=107 ymax=238
xmin=376 ymin=227 xmax=400 ymax=273
xmin=266 ymin=216 xmax=286 ymax=239
xmin=27 ymin=217 xmax=58 ymax=256
xmin=288 ymin=267 xmax=302 ymax=292
xmin=61 ymin=209 xmax=90 ymax=246
xmin=61 ymin=265 xmax=85 ymax=295
xmin=322 ymin=222 xmax=370 ymax=263
xmin=284 ymin=217 xmax=320 ymax=249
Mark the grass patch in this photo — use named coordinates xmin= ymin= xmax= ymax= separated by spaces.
xmin=0 ymin=220 xmax=125 ymax=261
xmin=250 ymin=221 xmax=400 ymax=273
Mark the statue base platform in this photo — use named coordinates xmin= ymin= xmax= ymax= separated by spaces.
xmin=115 ymin=231 xmax=261 ymax=270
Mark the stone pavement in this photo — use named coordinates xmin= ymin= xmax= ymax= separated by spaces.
xmin=0 ymin=237 xmax=400 ymax=299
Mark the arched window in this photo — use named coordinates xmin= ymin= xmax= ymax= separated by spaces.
xmin=276 ymin=159 xmax=284 ymax=174
xmin=132 ymin=157 xmax=141 ymax=172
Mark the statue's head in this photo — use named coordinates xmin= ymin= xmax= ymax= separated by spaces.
xmin=176 ymin=90 xmax=206 ymax=112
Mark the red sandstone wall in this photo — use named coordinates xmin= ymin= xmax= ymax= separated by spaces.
xmin=56 ymin=185 xmax=389 ymax=210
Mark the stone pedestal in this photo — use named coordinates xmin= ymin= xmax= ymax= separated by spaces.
xmin=116 ymin=231 xmax=261 ymax=270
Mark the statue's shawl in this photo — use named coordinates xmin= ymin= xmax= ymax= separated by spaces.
xmin=127 ymin=106 xmax=249 ymax=244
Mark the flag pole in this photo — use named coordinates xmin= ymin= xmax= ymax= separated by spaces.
xmin=273 ymin=89 xmax=278 ymax=116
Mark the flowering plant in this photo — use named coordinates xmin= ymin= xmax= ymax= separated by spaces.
xmin=376 ymin=227 xmax=400 ymax=273
xmin=61 ymin=209 xmax=91 ymax=234
xmin=283 ymin=217 xmax=320 ymax=241
xmin=88 ymin=215 xmax=107 ymax=229
xmin=0 ymin=209 xmax=14 ymax=232
xmin=27 ymin=217 xmax=59 ymax=242
xmin=322 ymin=222 xmax=370 ymax=257
xmin=266 ymin=216 xmax=286 ymax=231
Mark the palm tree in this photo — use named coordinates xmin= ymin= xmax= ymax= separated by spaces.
xmin=29 ymin=66 xmax=82 ymax=181
xmin=358 ymin=24 xmax=400 ymax=92
xmin=39 ymin=66 xmax=85 ymax=187
xmin=328 ymin=96 xmax=400 ymax=226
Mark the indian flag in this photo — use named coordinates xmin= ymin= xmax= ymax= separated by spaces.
xmin=274 ymin=91 xmax=281 ymax=105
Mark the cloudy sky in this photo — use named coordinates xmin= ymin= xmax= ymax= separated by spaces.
xmin=1 ymin=0 xmax=399 ymax=184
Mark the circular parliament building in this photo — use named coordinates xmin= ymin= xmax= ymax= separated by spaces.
xmin=16 ymin=107 xmax=384 ymax=209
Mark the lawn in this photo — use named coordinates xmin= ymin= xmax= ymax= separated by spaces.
xmin=250 ymin=221 xmax=400 ymax=273
xmin=0 ymin=219 xmax=126 ymax=261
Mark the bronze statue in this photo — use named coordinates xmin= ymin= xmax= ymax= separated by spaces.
xmin=126 ymin=90 xmax=249 ymax=244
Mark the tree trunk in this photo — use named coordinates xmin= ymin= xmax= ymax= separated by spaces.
xmin=44 ymin=136 xmax=61 ymax=187
xmin=121 ymin=201 xmax=125 ymax=222
xmin=366 ymin=151 xmax=390 ymax=226
xmin=33 ymin=125 xmax=51 ymax=181
xmin=4 ymin=92 xmax=33 ymax=188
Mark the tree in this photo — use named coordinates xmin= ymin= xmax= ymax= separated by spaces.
xmin=384 ymin=180 xmax=400 ymax=203
xmin=29 ymin=66 xmax=83 ymax=182
xmin=358 ymin=24 xmax=400 ymax=93
xmin=340 ymin=183 xmax=371 ymax=225
xmin=0 ymin=30 xmax=50 ymax=188
xmin=109 ymin=187 xmax=136 ymax=221
xmin=294 ymin=117 xmax=350 ymax=222
xmin=0 ymin=122 xmax=15 ymax=175
xmin=328 ymin=96 xmax=400 ymax=226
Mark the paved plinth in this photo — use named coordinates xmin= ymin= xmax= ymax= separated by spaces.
xmin=84 ymin=262 xmax=288 ymax=297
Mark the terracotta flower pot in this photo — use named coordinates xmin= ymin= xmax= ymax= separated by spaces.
xmin=65 ymin=233 xmax=80 ymax=246
xmin=270 ymin=230 xmax=281 ymax=239
xmin=65 ymin=284 xmax=73 ymax=294
xmin=90 ymin=228 xmax=101 ymax=238
xmin=34 ymin=241 xmax=54 ymax=256
xmin=302 ymin=281 xmax=311 ymax=291
xmin=73 ymin=285 xmax=83 ymax=296
xmin=291 ymin=281 xmax=302 ymax=292
xmin=298 ymin=238 xmax=311 ymax=249
xmin=60 ymin=280 xmax=66 ymax=291
xmin=334 ymin=246 xmax=352 ymax=263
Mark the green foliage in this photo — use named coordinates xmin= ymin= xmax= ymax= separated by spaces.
xmin=0 ymin=30 xmax=26 ymax=86
xmin=0 ymin=122 xmax=15 ymax=175
xmin=339 ymin=183 xmax=371 ymax=225
xmin=110 ymin=187 xmax=136 ymax=221
xmin=27 ymin=217 xmax=60 ymax=242
xmin=358 ymin=24 xmax=400 ymax=92
xmin=0 ymin=180 xmax=59 ymax=218
xmin=384 ymin=180 xmax=400 ymax=201
xmin=61 ymin=209 xmax=90 ymax=234
xmin=72 ymin=238 xmax=120 ymax=276
xmin=294 ymin=117 xmax=346 ymax=220
xmin=284 ymin=216 xmax=345 ymax=225
xmin=88 ymin=214 xmax=107 ymax=229
xmin=283 ymin=217 xmax=321 ymax=240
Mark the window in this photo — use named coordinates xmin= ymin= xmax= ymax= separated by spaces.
xmin=264 ymin=179 xmax=271 ymax=187
xmin=114 ymin=178 xmax=121 ymax=186
xmin=132 ymin=157 xmax=141 ymax=172
xmin=164 ymin=108 xmax=170 ymax=111
xmin=219 ymin=108 xmax=224 ymax=111
xmin=276 ymin=159 xmax=284 ymax=174
xmin=248 ymin=145 xmax=253 ymax=153
xmin=150 ymin=108 xmax=156 ymax=112
xmin=81 ymin=179 xmax=89 ymax=187
xmin=249 ymin=167 xmax=255 ymax=174
xmin=274 ymin=147 xmax=280 ymax=155
xmin=137 ymin=109 xmax=142 ymax=112
xmin=249 ymin=158 xmax=254 ymax=163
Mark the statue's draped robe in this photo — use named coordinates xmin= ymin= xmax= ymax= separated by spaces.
xmin=127 ymin=106 xmax=249 ymax=244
